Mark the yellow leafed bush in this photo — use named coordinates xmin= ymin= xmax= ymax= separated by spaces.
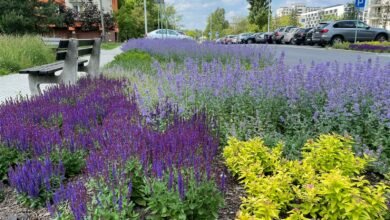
xmin=223 ymin=134 xmax=389 ymax=220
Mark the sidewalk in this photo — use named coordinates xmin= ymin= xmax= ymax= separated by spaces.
xmin=0 ymin=47 xmax=122 ymax=104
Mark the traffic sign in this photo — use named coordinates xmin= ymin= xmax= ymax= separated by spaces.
xmin=355 ymin=0 xmax=365 ymax=8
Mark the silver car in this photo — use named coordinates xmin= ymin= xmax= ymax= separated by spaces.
xmin=312 ymin=20 xmax=389 ymax=46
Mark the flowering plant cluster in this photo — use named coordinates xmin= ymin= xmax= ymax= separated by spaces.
xmin=0 ymin=77 xmax=224 ymax=219
xmin=349 ymin=43 xmax=390 ymax=52
xmin=108 ymin=41 xmax=390 ymax=173
xmin=223 ymin=134 xmax=389 ymax=219
xmin=121 ymin=38 xmax=274 ymax=66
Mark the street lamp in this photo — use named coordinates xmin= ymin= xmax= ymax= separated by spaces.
xmin=268 ymin=0 xmax=272 ymax=32
xmin=144 ymin=0 xmax=148 ymax=35
xmin=99 ymin=0 xmax=105 ymax=41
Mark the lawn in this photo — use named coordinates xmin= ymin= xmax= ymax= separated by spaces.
xmin=101 ymin=42 xmax=122 ymax=50
xmin=0 ymin=39 xmax=389 ymax=219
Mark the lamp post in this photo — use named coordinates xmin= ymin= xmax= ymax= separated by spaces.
xmin=144 ymin=0 xmax=148 ymax=35
xmin=99 ymin=0 xmax=105 ymax=41
xmin=268 ymin=0 xmax=271 ymax=32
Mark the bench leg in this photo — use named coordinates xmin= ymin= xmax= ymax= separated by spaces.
xmin=28 ymin=75 xmax=60 ymax=96
xmin=28 ymin=75 xmax=42 ymax=96
xmin=60 ymin=39 xmax=78 ymax=84
xmin=86 ymin=38 xmax=101 ymax=78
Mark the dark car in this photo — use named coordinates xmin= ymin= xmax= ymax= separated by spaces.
xmin=255 ymin=32 xmax=273 ymax=43
xmin=292 ymin=28 xmax=312 ymax=45
xmin=305 ymin=29 xmax=314 ymax=45
xmin=238 ymin=33 xmax=254 ymax=44
xmin=312 ymin=20 xmax=389 ymax=46
xmin=246 ymin=32 xmax=262 ymax=44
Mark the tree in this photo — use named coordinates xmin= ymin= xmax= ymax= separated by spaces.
xmin=247 ymin=0 xmax=270 ymax=30
xmin=343 ymin=2 xmax=358 ymax=20
xmin=164 ymin=4 xmax=182 ymax=30
xmin=0 ymin=0 xmax=64 ymax=34
xmin=204 ymin=8 xmax=229 ymax=39
xmin=116 ymin=0 xmax=158 ymax=40
xmin=224 ymin=16 xmax=258 ymax=34
xmin=185 ymin=29 xmax=202 ymax=39
xmin=289 ymin=9 xmax=299 ymax=26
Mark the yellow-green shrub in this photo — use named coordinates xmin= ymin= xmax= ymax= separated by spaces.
xmin=223 ymin=134 xmax=389 ymax=220
xmin=302 ymin=134 xmax=367 ymax=176
xmin=223 ymin=137 xmax=283 ymax=178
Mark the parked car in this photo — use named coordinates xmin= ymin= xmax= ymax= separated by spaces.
xmin=232 ymin=35 xmax=239 ymax=44
xmin=254 ymin=32 xmax=273 ymax=43
xmin=305 ymin=28 xmax=315 ymax=45
xmin=272 ymin=26 xmax=296 ymax=44
xmin=224 ymin=35 xmax=237 ymax=44
xmin=246 ymin=32 xmax=262 ymax=44
xmin=146 ymin=29 xmax=192 ymax=39
xmin=312 ymin=20 xmax=389 ymax=46
xmin=238 ymin=32 xmax=254 ymax=43
xmin=292 ymin=28 xmax=312 ymax=45
xmin=283 ymin=28 xmax=300 ymax=44
xmin=215 ymin=38 xmax=223 ymax=44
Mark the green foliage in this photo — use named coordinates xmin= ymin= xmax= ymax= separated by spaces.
xmin=0 ymin=0 xmax=64 ymax=34
xmin=116 ymin=0 xmax=180 ymax=41
xmin=87 ymin=179 xmax=139 ymax=219
xmin=124 ymin=158 xmax=148 ymax=206
xmin=106 ymin=50 xmax=153 ymax=72
xmin=101 ymin=42 xmax=122 ymax=50
xmin=247 ymin=0 xmax=270 ymax=30
xmin=204 ymin=8 xmax=229 ymax=40
xmin=0 ymin=145 xmax=25 ymax=182
xmin=146 ymin=172 xmax=224 ymax=220
xmin=302 ymin=134 xmax=368 ymax=176
xmin=0 ymin=35 xmax=55 ymax=75
xmin=146 ymin=180 xmax=186 ymax=220
xmin=183 ymin=178 xmax=224 ymax=219
xmin=333 ymin=41 xmax=351 ymax=50
xmin=49 ymin=149 xmax=86 ymax=178
xmin=224 ymin=134 xmax=389 ymax=220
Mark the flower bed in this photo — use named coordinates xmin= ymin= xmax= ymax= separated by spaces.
xmin=0 ymin=77 xmax=224 ymax=219
xmin=108 ymin=40 xmax=390 ymax=174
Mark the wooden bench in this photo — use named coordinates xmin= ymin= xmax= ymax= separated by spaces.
xmin=19 ymin=38 xmax=101 ymax=95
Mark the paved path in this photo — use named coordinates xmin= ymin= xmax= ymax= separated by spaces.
xmin=266 ymin=44 xmax=390 ymax=66
xmin=0 ymin=47 xmax=122 ymax=104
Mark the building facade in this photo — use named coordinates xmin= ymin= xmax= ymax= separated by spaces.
xmin=365 ymin=0 xmax=390 ymax=30
xmin=276 ymin=4 xmax=321 ymax=17
xmin=299 ymin=5 xmax=345 ymax=28
xmin=65 ymin=0 xmax=118 ymax=12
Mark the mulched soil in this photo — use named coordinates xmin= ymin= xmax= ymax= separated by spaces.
xmin=0 ymin=185 xmax=50 ymax=220
xmin=215 ymin=154 xmax=245 ymax=220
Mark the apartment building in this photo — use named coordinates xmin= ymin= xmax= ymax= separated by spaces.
xmin=65 ymin=0 xmax=118 ymax=12
xmin=276 ymin=3 xmax=321 ymax=17
xmin=365 ymin=0 xmax=390 ymax=29
xmin=299 ymin=4 xmax=345 ymax=28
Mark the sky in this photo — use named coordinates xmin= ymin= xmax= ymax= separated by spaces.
xmin=165 ymin=0 xmax=350 ymax=30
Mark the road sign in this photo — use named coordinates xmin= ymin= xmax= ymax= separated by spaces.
xmin=355 ymin=0 xmax=365 ymax=8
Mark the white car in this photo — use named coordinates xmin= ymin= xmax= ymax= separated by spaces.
xmin=146 ymin=29 xmax=192 ymax=40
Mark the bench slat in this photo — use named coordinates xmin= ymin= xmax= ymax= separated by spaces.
xmin=20 ymin=59 xmax=88 ymax=75
xmin=58 ymin=39 xmax=96 ymax=49
xmin=56 ymin=47 xmax=93 ymax=61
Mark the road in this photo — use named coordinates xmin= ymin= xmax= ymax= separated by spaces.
xmin=265 ymin=44 xmax=390 ymax=66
